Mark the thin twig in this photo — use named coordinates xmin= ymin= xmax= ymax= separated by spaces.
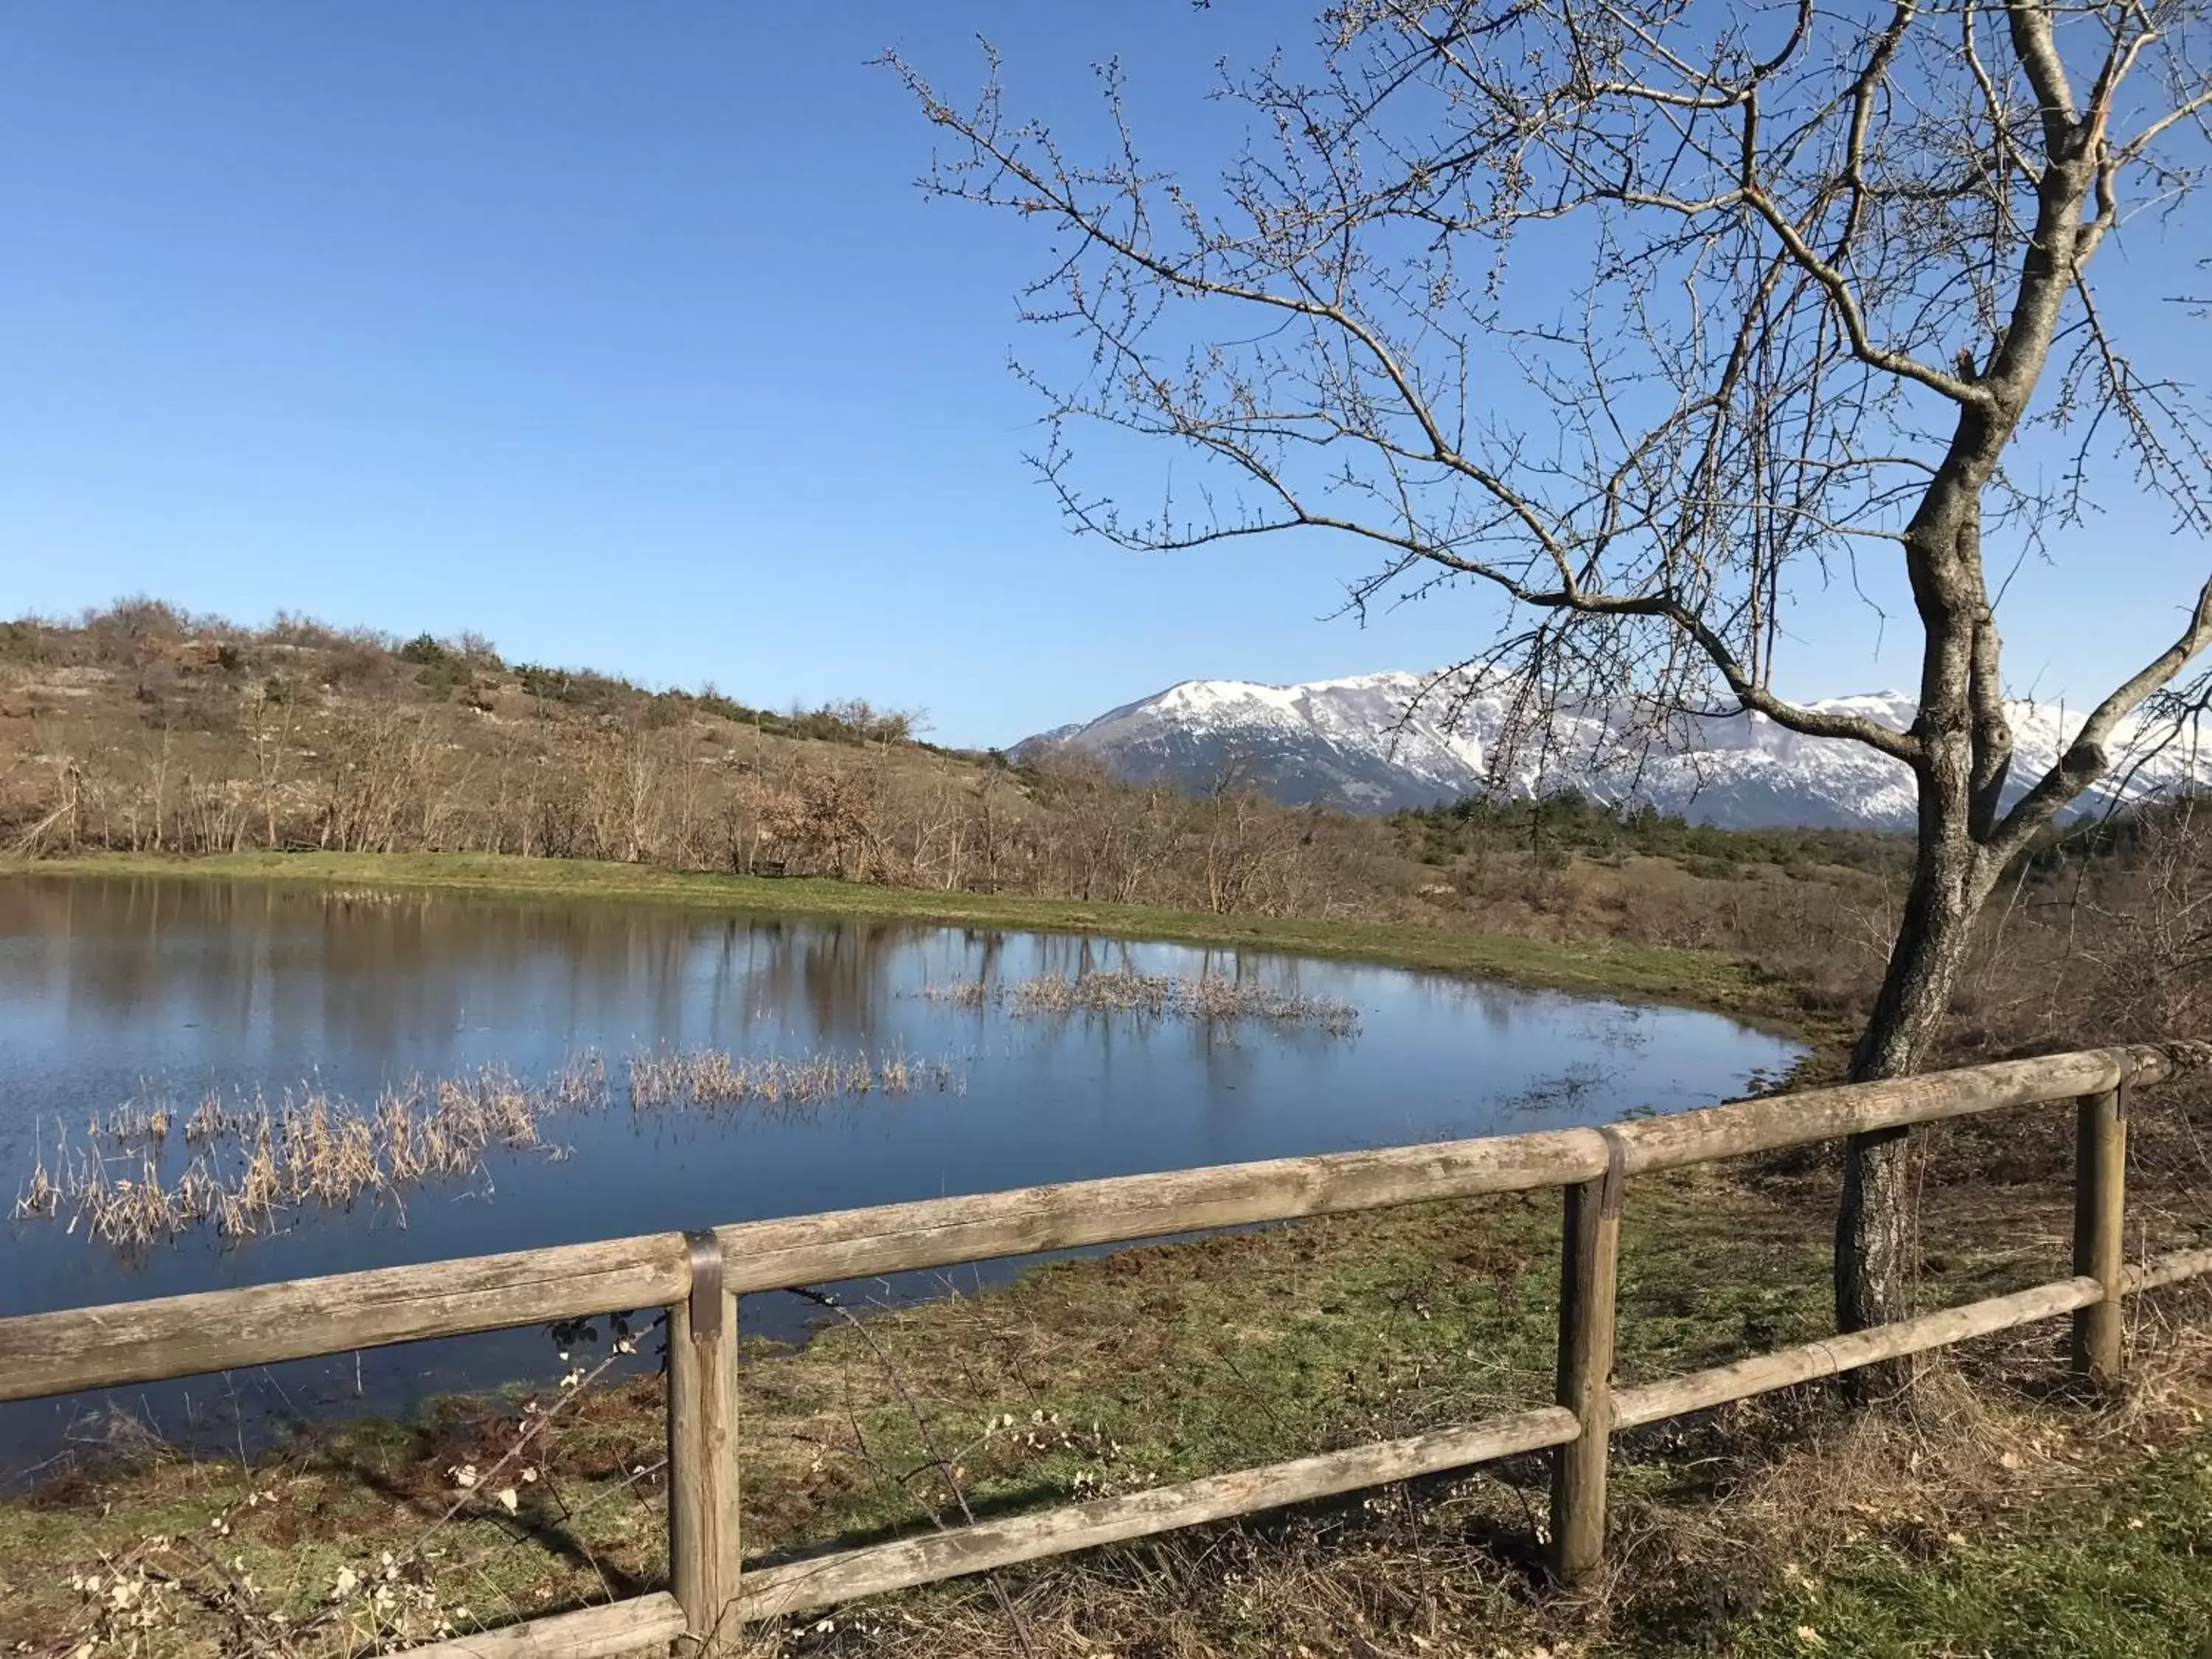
xmin=788 ymin=1285 xmax=1042 ymax=1659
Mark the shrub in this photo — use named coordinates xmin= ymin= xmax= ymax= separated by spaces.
xmin=512 ymin=663 xmax=573 ymax=701
xmin=0 ymin=619 xmax=39 ymax=664
xmin=512 ymin=663 xmax=627 ymax=711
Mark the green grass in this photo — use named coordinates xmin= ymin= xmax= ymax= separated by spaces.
xmin=1676 ymin=1436 xmax=2212 ymax=1658
xmin=1 ymin=849 xmax=1785 ymax=1018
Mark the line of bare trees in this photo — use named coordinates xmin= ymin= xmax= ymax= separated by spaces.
xmin=0 ymin=688 xmax=1391 ymax=920
xmin=0 ymin=601 xmax=1368 ymax=911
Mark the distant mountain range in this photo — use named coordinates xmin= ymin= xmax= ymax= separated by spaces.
xmin=1020 ymin=669 xmax=2212 ymax=830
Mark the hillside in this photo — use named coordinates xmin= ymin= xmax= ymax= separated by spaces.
xmin=0 ymin=601 xmax=1899 ymax=920
xmin=0 ymin=599 xmax=1396 ymax=917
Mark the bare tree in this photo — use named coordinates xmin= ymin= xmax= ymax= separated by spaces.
xmin=888 ymin=0 xmax=2212 ymax=1353
xmin=241 ymin=680 xmax=299 ymax=852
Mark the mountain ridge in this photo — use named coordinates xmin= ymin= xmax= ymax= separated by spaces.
xmin=1019 ymin=667 xmax=2211 ymax=830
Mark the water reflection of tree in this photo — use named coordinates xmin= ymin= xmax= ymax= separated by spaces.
xmin=734 ymin=918 xmax=933 ymax=1047
xmin=5 ymin=877 xmax=291 ymax=1037
xmin=12 ymin=880 xmax=928 ymax=1068
xmin=959 ymin=928 xmax=1006 ymax=990
xmin=1020 ymin=933 xmax=1343 ymax=998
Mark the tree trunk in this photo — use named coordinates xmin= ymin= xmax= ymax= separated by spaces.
xmin=1834 ymin=844 xmax=1990 ymax=1397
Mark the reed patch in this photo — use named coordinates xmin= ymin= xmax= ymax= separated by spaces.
xmin=14 ymin=1043 xmax=961 ymax=1250
xmin=921 ymin=970 xmax=1360 ymax=1034
xmin=625 ymin=1045 xmax=961 ymax=1109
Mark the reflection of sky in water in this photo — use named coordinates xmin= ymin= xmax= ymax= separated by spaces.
xmin=0 ymin=876 xmax=1801 ymax=1474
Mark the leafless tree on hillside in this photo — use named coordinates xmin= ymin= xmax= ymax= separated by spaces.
xmin=888 ymin=0 xmax=2212 ymax=1360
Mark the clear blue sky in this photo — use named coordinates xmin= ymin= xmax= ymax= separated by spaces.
xmin=2 ymin=4 xmax=2205 ymax=748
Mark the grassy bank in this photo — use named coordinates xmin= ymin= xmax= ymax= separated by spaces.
xmin=1 ymin=849 xmax=1794 ymax=1023
xmin=6 ymin=1161 xmax=2208 ymax=1658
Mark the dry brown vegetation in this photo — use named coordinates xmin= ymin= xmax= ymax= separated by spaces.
xmin=625 ymin=1047 xmax=962 ymax=1110
xmin=13 ymin=1065 xmax=560 ymax=1248
xmin=921 ymin=970 xmax=1361 ymax=1034
xmin=13 ymin=1046 xmax=961 ymax=1250
xmin=0 ymin=600 xmax=1391 ymax=917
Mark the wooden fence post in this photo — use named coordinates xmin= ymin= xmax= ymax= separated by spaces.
xmin=2070 ymin=1086 xmax=2128 ymax=1388
xmin=1550 ymin=1128 xmax=1624 ymax=1585
xmin=669 ymin=1232 xmax=742 ymax=1654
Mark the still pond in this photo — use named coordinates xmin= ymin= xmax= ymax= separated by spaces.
xmin=0 ymin=875 xmax=1801 ymax=1479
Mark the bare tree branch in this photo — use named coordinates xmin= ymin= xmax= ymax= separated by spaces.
xmin=1989 ymin=577 xmax=2212 ymax=859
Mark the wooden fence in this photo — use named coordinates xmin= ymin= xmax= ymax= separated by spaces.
xmin=4 ymin=1043 xmax=2209 ymax=1658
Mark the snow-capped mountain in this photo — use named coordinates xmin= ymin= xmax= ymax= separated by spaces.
xmin=1020 ymin=669 xmax=2212 ymax=830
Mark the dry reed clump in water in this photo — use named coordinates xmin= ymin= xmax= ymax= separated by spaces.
xmin=922 ymin=970 xmax=1360 ymax=1034
xmin=15 ymin=1043 xmax=960 ymax=1248
xmin=14 ymin=1062 xmax=582 ymax=1248
xmin=625 ymin=1045 xmax=963 ymax=1109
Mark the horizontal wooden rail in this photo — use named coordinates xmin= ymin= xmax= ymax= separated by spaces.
xmin=392 ymin=1590 xmax=686 ymax=1658
xmin=724 ymin=1270 xmax=2149 ymax=1627
xmin=711 ymin=1047 xmax=2174 ymax=1295
xmin=709 ymin=1129 xmax=1610 ymax=1294
xmin=737 ymin=1405 xmax=1579 ymax=1621
xmin=2124 ymin=1244 xmax=2212 ymax=1295
xmin=0 ymin=1234 xmax=691 ymax=1403
xmin=1603 ymin=1046 xmax=2170 ymax=1174
xmin=1613 ymin=1277 xmax=2104 ymax=1429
